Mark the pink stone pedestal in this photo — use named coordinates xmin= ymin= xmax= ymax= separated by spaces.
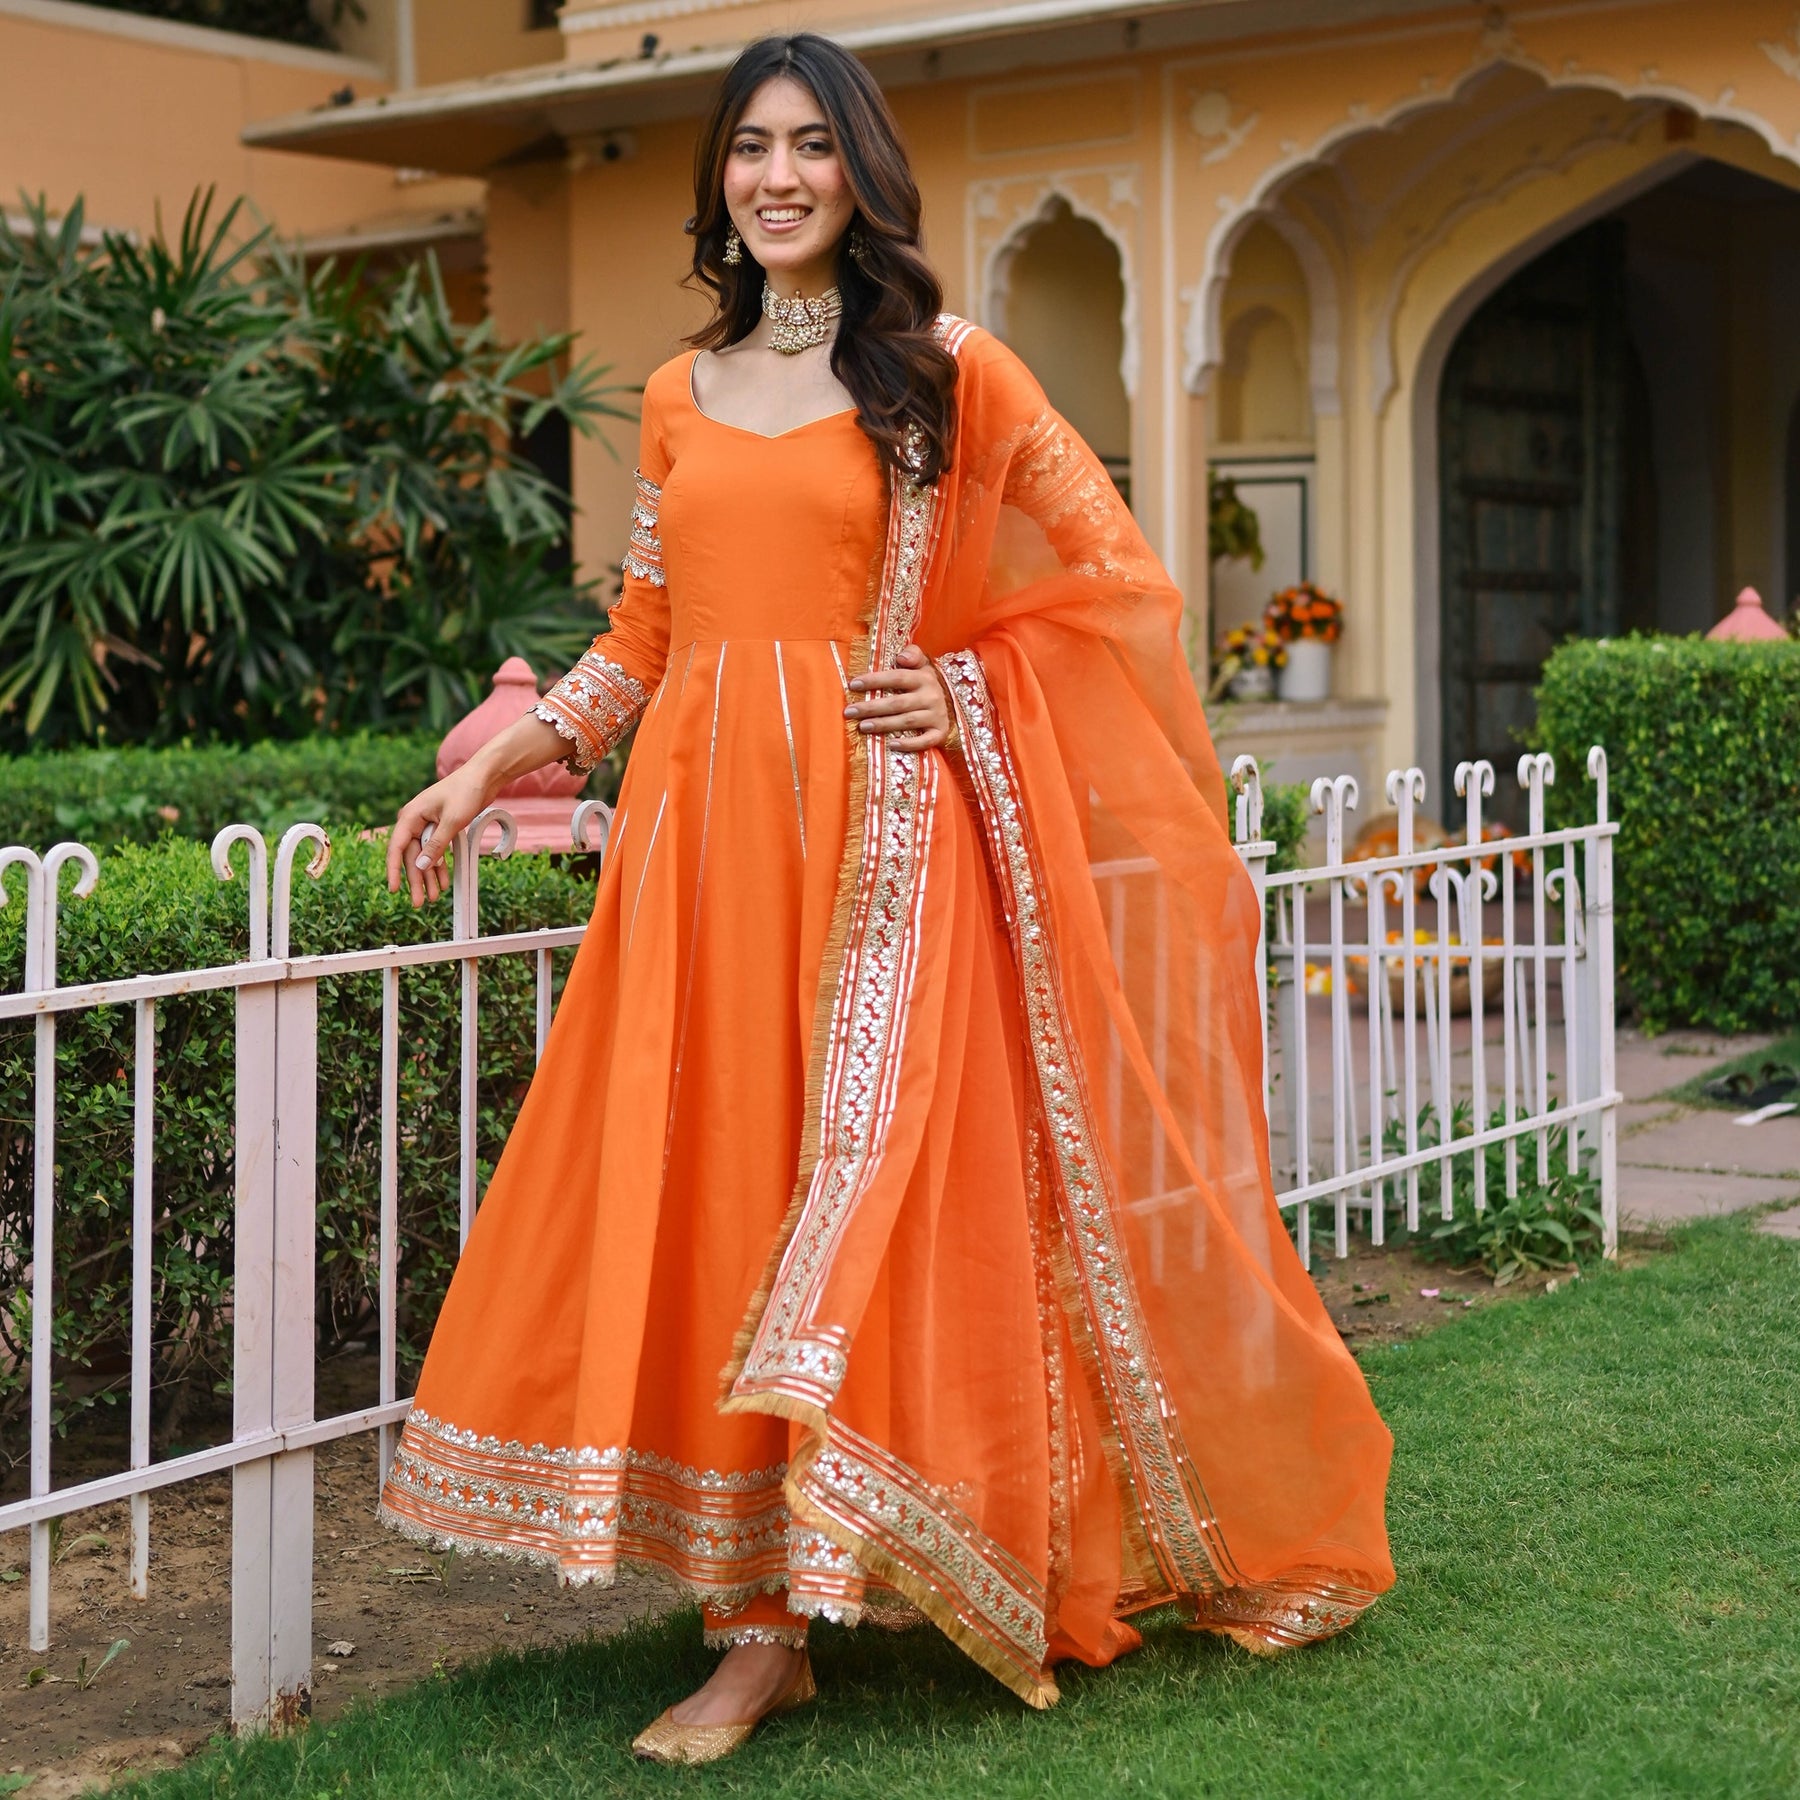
xmin=438 ymin=658 xmax=586 ymax=852
xmin=1706 ymin=586 xmax=1789 ymax=642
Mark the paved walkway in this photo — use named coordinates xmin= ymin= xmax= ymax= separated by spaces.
xmin=1612 ymin=1028 xmax=1800 ymax=1231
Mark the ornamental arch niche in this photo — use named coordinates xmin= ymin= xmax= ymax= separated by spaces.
xmin=976 ymin=181 xmax=1136 ymax=504
xmin=1207 ymin=219 xmax=1322 ymax=635
xmin=1182 ymin=54 xmax=1800 ymax=797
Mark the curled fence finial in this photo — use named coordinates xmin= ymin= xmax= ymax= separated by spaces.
xmin=1230 ymin=756 xmax=1264 ymax=845
xmin=0 ymin=848 xmax=46 ymax=991
xmin=1517 ymin=752 xmax=1555 ymax=836
xmin=452 ymin=806 xmax=518 ymax=943
xmin=0 ymin=846 xmax=42 ymax=912
xmin=41 ymin=843 xmax=99 ymax=990
xmin=1385 ymin=766 xmax=1427 ymax=853
xmin=1586 ymin=745 xmax=1609 ymax=825
xmin=271 ymin=824 xmax=331 ymax=961
xmin=1455 ymin=758 xmax=1499 ymax=905
xmin=211 ymin=825 xmax=271 ymax=961
xmin=1309 ymin=774 xmax=1358 ymax=867
xmin=571 ymin=798 xmax=615 ymax=856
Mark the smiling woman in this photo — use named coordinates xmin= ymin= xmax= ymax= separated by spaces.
xmin=376 ymin=30 xmax=1394 ymax=1770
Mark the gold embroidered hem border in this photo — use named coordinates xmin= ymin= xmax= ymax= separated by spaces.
xmin=382 ymin=1408 xmax=793 ymax=1602
xmin=701 ymin=1623 xmax=811 ymax=1649
xmin=797 ymin=1420 xmax=1049 ymax=1675
xmin=1189 ymin=1570 xmax=1385 ymax=1652
xmin=937 ymin=646 xmax=1233 ymax=1598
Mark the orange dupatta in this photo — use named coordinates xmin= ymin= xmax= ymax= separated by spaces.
xmin=719 ymin=319 xmax=1395 ymax=1705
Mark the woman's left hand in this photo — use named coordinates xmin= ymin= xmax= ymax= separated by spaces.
xmin=845 ymin=644 xmax=953 ymax=751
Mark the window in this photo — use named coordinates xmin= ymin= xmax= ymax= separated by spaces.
xmin=528 ymin=0 xmax=561 ymax=28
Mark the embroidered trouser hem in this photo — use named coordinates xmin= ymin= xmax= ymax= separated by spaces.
xmin=701 ymin=1590 xmax=810 ymax=1649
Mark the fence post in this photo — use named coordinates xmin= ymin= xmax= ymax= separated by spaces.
xmin=1587 ymin=749 xmax=1618 ymax=1257
xmin=1230 ymin=758 xmax=1272 ymax=1127
xmin=225 ymin=827 xmax=327 ymax=1733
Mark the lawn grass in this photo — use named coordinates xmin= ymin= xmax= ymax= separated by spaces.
xmin=119 ymin=1218 xmax=1800 ymax=1800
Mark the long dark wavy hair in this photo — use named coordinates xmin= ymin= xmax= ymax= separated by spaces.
xmin=686 ymin=34 xmax=958 ymax=485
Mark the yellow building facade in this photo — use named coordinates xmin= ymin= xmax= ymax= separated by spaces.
xmin=29 ymin=0 xmax=1800 ymax=803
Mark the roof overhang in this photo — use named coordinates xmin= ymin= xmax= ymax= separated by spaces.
xmin=286 ymin=207 xmax=486 ymax=258
xmin=243 ymin=0 xmax=1460 ymax=175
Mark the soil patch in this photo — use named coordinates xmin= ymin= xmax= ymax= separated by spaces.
xmin=2 ymin=1367 xmax=668 ymax=1795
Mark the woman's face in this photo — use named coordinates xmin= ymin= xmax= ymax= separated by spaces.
xmin=722 ymin=75 xmax=856 ymax=291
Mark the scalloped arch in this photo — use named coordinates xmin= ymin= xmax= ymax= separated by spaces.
xmin=1183 ymin=47 xmax=1800 ymax=399
xmin=980 ymin=182 xmax=1139 ymax=401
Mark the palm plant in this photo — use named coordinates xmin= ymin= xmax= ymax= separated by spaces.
xmin=0 ymin=191 xmax=633 ymax=748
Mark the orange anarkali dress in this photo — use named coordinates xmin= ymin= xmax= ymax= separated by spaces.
xmin=380 ymin=323 xmax=1395 ymax=1704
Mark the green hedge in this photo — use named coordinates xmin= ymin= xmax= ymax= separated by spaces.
xmin=0 ymin=731 xmax=625 ymax=855
xmin=1535 ymin=635 xmax=1800 ymax=1033
xmin=0 ymin=734 xmax=440 ymax=853
xmin=0 ymin=833 xmax=596 ymax=1459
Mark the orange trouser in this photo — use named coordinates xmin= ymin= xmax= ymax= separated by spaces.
xmin=700 ymin=1591 xmax=808 ymax=1647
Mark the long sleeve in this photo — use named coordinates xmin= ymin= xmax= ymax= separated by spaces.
xmin=535 ymin=390 xmax=675 ymax=773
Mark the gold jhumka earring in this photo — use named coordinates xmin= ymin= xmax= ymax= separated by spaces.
xmin=722 ymin=224 xmax=743 ymax=265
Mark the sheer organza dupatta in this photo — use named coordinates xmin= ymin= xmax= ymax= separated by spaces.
xmin=721 ymin=320 xmax=1394 ymax=1705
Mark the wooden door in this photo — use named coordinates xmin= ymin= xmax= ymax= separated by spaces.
xmin=1438 ymin=223 xmax=1628 ymax=819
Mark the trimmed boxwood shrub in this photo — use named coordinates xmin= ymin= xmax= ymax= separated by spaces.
xmin=0 ymin=733 xmax=441 ymax=854
xmin=0 ymin=832 xmax=596 ymax=1463
xmin=0 ymin=731 xmax=624 ymax=855
xmin=1535 ymin=635 xmax=1800 ymax=1033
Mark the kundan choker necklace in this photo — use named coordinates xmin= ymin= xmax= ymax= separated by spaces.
xmin=762 ymin=282 xmax=842 ymax=354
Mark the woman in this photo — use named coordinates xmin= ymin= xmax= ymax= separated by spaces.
xmin=381 ymin=32 xmax=1394 ymax=1765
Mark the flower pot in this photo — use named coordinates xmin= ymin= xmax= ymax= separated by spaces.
xmin=1228 ymin=664 xmax=1276 ymax=700
xmin=1276 ymin=638 xmax=1332 ymax=702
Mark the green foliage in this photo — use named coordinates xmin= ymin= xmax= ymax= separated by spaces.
xmin=0 ymin=833 xmax=595 ymax=1458
xmin=1261 ymin=779 xmax=1310 ymax=874
xmin=1534 ymin=634 xmax=1800 ymax=1032
xmin=0 ymin=732 xmax=441 ymax=851
xmin=1379 ymin=1098 xmax=1606 ymax=1283
xmin=0 ymin=192 xmax=633 ymax=750
xmin=82 ymin=0 xmax=361 ymax=49
xmin=1206 ymin=472 xmax=1265 ymax=568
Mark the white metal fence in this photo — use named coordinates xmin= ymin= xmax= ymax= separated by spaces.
xmin=1228 ymin=747 xmax=1618 ymax=1268
xmin=0 ymin=748 xmax=1616 ymax=1731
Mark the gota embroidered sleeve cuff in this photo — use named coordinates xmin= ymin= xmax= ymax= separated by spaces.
xmin=534 ymin=645 xmax=651 ymax=774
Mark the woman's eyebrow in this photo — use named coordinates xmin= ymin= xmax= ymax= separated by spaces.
xmin=733 ymin=120 xmax=833 ymax=139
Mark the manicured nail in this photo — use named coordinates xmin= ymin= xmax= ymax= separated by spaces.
xmin=416 ymin=854 xmax=431 ymax=870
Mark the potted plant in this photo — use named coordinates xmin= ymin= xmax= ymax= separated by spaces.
xmin=1265 ymin=582 xmax=1343 ymax=702
xmin=1207 ymin=621 xmax=1286 ymax=702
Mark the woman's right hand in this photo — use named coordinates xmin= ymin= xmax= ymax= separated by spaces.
xmin=387 ymin=763 xmax=493 ymax=908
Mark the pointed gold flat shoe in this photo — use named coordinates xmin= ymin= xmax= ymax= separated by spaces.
xmin=631 ymin=1650 xmax=816 ymax=1766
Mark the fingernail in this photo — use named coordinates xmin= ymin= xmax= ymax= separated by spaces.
xmin=416 ymin=854 xmax=431 ymax=870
